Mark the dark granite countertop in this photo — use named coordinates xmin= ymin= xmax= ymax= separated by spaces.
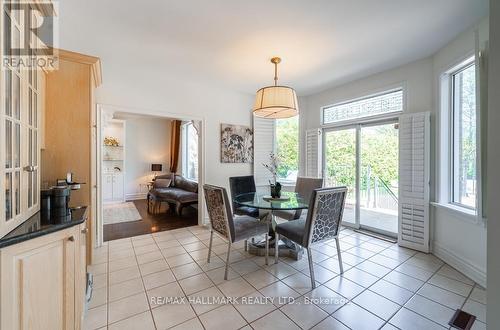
xmin=0 ymin=207 xmax=88 ymax=249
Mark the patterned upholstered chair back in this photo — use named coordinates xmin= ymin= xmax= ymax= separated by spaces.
xmin=304 ymin=187 xmax=347 ymax=247
xmin=203 ymin=184 xmax=235 ymax=242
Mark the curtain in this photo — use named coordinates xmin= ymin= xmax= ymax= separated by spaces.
xmin=170 ymin=120 xmax=182 ymax=173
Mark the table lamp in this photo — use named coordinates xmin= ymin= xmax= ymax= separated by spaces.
xmin=151 ymin=164 xmax=162 ymax=180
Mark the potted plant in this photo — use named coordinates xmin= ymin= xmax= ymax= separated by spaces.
xmin=263 ymin=153 xmax=282 ymax=198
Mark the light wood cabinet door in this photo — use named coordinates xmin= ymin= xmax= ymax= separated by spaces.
xmin=112 ymin=173 xmax=124 ymax=201
xmin=0 ymin=228 xmax=77 ymax=330
xmin=75 ymin=222 xmax=87 ymax=330
xmin=102 ymin=174 xmax=113 ymax=201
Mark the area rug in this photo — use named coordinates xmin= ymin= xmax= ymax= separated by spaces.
xmin=103 ymin=202 xmax=142 ymax=225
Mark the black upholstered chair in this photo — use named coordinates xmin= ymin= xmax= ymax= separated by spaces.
xmin=229 ymin=175 xmax=259 ymax=218
xmin=204 ymin=184 xmax=269 ymax=280
xmin=274 ymin=186 xmax=347 ymax=288
xmin=274 ymin=177 xmax=323 ymax=221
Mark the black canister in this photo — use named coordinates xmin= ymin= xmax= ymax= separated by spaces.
xmin=52 ymin=186 xmax=71 ymax=217
xmin=40 ymin=186 xmax=71 ymax=224
xmin=41 ymin=188 xmax=52 ymax=211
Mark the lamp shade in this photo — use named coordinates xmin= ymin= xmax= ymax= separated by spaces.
xmin=253 ymin=85 xmax=299 ymax=119
xmin=151 ymin=164 xmax=162 ymax=172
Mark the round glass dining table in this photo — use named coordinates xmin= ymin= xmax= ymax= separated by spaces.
xmin=233 ymin=191 xmax=309 ymax=211
xmin=233 ymin=191 xmax=309 ymax=260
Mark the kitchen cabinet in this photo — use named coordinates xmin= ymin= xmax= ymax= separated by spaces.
xmin=113 ymin=173 xmax=124 ymax=200
xmin=103 ymin=174 xmax=113 ymax=201
xmin=0 ymin=5 xmax=44 ymax=238
xmin=0 ymin=221 xmax=87 ymax=330
xmin=75 ymin=222 xmax=88 ymax=329
xmin=103 ymin=172 xmax=124 ymax=203
xmin=42 ymin=49 xmax=102 ymax=265
xmin=1 ymin=5 xmax=101 ymax=269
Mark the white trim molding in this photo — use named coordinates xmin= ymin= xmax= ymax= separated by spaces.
xmin=430 ymin=202 xmax=479 ymax=224
xmin=96 ymin=102 xmax=207 ymax=230
xmin=320 ymin=83 xmax=406 ymax=128
xmin=436 ymin=55 xmax=480 ymax=215
xmin=432 ymin=240 xmax=486 ymax=288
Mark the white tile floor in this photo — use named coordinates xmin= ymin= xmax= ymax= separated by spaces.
xmin=84 ymin=226 xmax=486 ymax=330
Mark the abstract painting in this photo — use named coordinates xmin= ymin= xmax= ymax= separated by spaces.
xmin=221 ymin=123 xmax=253 ymax=163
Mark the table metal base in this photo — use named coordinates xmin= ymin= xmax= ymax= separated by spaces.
xmin=247 ymin=238 xmax=304 ymax=260
xmin=245 ymin=211 xmax=305 ymax=260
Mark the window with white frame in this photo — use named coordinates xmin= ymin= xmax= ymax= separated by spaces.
xmin=275 ymin=116 xmax=299 ymax=182
xmin=181 ymin=122 xmax=198 ymax=181
xmin=322 ymin=89 xmax=403 ymax=125
xmin=451 ymin=61 xmax=477 ymax=209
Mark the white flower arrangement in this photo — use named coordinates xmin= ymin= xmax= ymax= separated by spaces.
xmin=262 ymin=152 xmax=279 ymax=184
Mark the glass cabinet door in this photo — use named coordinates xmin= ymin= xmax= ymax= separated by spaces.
xmin=4 ymin=69 xmax=22 ymax=223
xmin=1 ymin=5 xmax=42 ymax=236
xmin=27 ymin=74 xmax=40 ymax=209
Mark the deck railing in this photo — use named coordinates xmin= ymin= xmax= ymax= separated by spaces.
xmin=325 ymin=165 xmax=398 ymax=212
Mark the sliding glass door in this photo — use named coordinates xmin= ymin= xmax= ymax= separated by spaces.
xmin=324 ymin=121 xmax=399 ymax=236
xmin=359 ymin=123 xmax=399 ymax=235
xmin=324 ymin=128 xmax=357 ymax=226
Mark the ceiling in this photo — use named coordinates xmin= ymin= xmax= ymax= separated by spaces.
xmin=58 ymin=0 xmax=488 ymax=96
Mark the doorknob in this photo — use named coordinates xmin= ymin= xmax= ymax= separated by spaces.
xmin=81 ymin=228 xmax=88 ymax=234
xmin=68 ymin=236 xmax=75 ymax=242
xmin=23 ymin=165 xmax=35 ymax=172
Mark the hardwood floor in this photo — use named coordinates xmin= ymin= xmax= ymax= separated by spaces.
xmin=103 ymin=199 xmax=198 ymax=241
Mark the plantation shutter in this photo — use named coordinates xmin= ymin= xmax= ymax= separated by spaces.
xmin=398 ymin=112 xmax=430 ymax=252
xmin=253 ymin=117 xmax=275 ymax=186
xmin=305 ymin=129 xmax=322 ymax=178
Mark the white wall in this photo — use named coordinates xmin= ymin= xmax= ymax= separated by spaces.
xmin=302 ymin=58 xmax=433 ymax=129
xmin=487 ymin=0 xmax=500 ymax=326
xmin=301 ymin=18 xmax=488 ymax=286
xmin=302 ymin=56 xmax=434 ymax=200
xmin=121 ymin=117 xmax=172 ymax=200
xmin=300 ymin=56 xmax=434 ymax=217
xmin=95 ymin=68 xmax=255 ymax=198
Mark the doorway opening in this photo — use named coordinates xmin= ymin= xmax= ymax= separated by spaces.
xmin=324 ymin=121 xmax=399 ymax=237
xmin=96 ymin=106 xmax=202 ymax=243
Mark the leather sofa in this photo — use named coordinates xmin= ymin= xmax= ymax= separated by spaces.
xmin=148 ymin=174 xmax=198 ymax=215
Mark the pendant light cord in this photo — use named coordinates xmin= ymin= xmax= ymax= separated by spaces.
xmin=271 ymin=57 xmax=281 ymax=86
xmin=274 ymin=61 xmax=278 ymax=86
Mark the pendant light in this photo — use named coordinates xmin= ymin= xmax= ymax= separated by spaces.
xmin=253 ymin=57 xmax=298 ymax=119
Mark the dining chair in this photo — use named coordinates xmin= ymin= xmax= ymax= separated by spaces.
xmin=274 ymin=177 xmax=323 ymax=221
xmin=274 ymin=186 xmax=348 ymax=288
xmin=229 ymin=175 xmax=260 ymax=217
xmin=203 ymin=184 xmax=270 ymax=280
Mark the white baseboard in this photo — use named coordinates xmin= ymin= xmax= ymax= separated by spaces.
xmin=432 ymin=241 xmax=486 ymax=287
xmin=125 ymin=193 xmax=148 ymax=201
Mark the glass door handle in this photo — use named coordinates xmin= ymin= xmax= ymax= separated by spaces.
xmin=23 ymin=165 xmax=35 ymax=172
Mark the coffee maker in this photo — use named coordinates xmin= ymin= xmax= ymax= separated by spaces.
xmin=40 ymin=172 xmax=84 ymax=223
xmin=41 ymin=186 xmax=71 ymax=223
